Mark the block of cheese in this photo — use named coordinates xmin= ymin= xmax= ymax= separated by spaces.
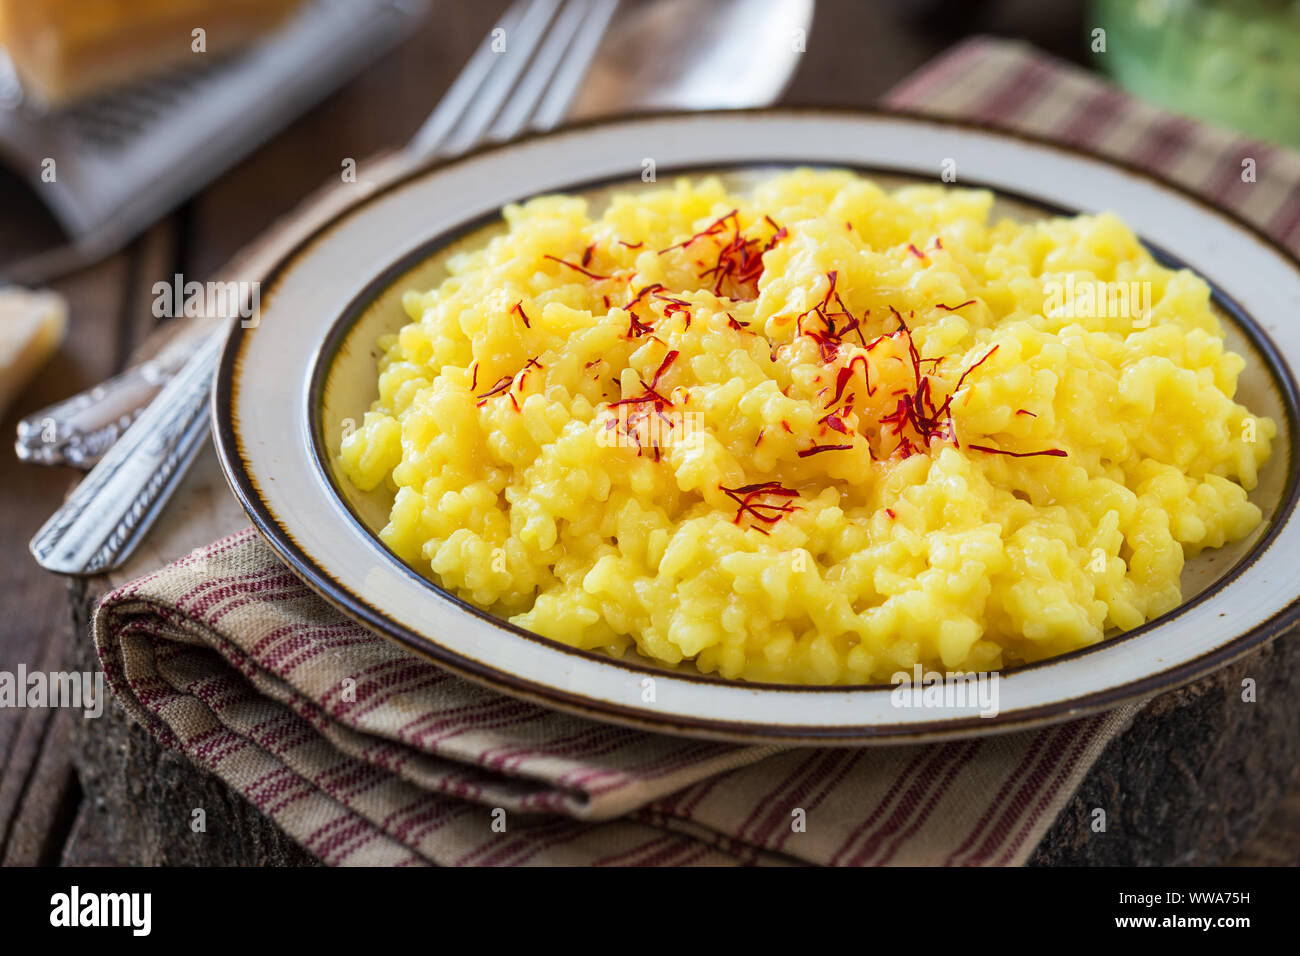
xmin=0 ymin=0 xmax=306 ymax=107
xmin=0 ymin=288 xmax=67 ymax=419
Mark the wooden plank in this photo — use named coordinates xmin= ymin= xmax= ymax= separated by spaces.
xmin=118 ymin=218 xmax=181 ymax=367
xmin=63 ymin=579 xmax=319 ymax=866
xmin=1030 ymin=631 xmax=1300 ymax=865
xmin=1 ymin=708 xmax=78 ymax=866
xmin=0 ymin=206 xmax=177 ymax=861
xmin=0 ymin=246 xmax=136 ymax=857
xmin=0 ymin=166 xmax=66 ymax=272
xmin=59 ymin=799 xmax=120 ymax=867
xmin=1229 ymin=784 xmax=1300 ymax=866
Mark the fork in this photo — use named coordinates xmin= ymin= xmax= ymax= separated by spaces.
xmin=29 ymin=0 xmax=621 ymax=575
xmin=17 ymin=0 xmax=619 ymax=471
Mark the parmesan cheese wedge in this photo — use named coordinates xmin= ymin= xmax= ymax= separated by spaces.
xmin=0 ymin=288 xmax=67 ymax=419
xmin=0 ymin=0 xmax=306 ymax=106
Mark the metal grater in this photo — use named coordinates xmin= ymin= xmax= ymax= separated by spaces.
xmin=0 ymin=0 xmax=428 ymax=284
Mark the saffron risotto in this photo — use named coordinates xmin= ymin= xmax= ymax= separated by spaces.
xmin=338 ymin=169 xmax=1275 ymax=684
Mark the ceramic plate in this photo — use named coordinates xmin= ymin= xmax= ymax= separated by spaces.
xmin=213 ymin=109 xmax=1300 ymax=745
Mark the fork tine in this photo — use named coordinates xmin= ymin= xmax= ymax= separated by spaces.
xmin=407 ymin=0 xmax=546 ymax=157
xmin=432 ymin=0 xmax=563 ymax=157
xmin=528 ymin=0 xmax=619 ymax=131
xmin=487 ymin=0 xmax=592 ymax=142
xmin=411 ymin=0 xmax=618 ymax=161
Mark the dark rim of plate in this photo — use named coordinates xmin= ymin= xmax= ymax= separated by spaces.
xmin=212 ymin=107 xmax=1300 ymax=743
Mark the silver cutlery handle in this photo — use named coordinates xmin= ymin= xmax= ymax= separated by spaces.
xmin=29 ymin=327 xmax=224 ymax=575
xmin=15 ymin=346 xmax=192 ymax=467
xmin=15 ymin=167 xmax=374 ymax=470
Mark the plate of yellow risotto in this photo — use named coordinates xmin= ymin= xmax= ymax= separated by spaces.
xmin=213 ymin=110 xmax=1299 ymax=744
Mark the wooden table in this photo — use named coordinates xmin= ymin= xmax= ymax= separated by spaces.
xmin=1 ymin=0 xmax=1296 ymax=866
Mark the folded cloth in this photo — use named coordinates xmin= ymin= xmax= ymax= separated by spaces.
xmin=95 ymin=531 xmax=1132 ymax=865
xmin=94 ymin=37 xmax=1300 ymax=866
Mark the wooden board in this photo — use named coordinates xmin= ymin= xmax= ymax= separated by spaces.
xmin=1 ymin=0 xmax=1295 ymax=867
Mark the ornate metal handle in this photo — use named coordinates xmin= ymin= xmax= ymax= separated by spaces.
xmin=28 ymin=328 xmax=225 ymax=575
xmin=14 ymin=338 xmax=200 ymax=467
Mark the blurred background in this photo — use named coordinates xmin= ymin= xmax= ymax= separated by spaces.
xmin=6 ymin=0 xmax=1300 ymax=286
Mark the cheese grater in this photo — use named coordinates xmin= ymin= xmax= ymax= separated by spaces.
xmin=0 ymin=0 xmax=428 ymax=284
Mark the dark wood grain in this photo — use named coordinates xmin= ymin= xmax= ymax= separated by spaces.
xmin=59 ymin=570 xmax=1300 ymax=867
xmin=1 ymin=0 xmax=1295 ymax=867
xmin=1031 ymin=633 xmax=1300 ymax=866
xmin=0 ymin=248 xmax=134 ymax=864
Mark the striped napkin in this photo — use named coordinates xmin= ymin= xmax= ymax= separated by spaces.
xmin=93 ymin=37 xmax=1297 ymax=866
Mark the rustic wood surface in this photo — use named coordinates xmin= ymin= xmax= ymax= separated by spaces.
xmin=1 ymin=0 xmax=1296 ymax=866
xmin=59 ymin=569 xmax=1300 ymax=867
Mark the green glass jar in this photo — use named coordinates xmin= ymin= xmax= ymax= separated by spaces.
xmin=1092 ymin=0 xmax=1300 ymax=148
